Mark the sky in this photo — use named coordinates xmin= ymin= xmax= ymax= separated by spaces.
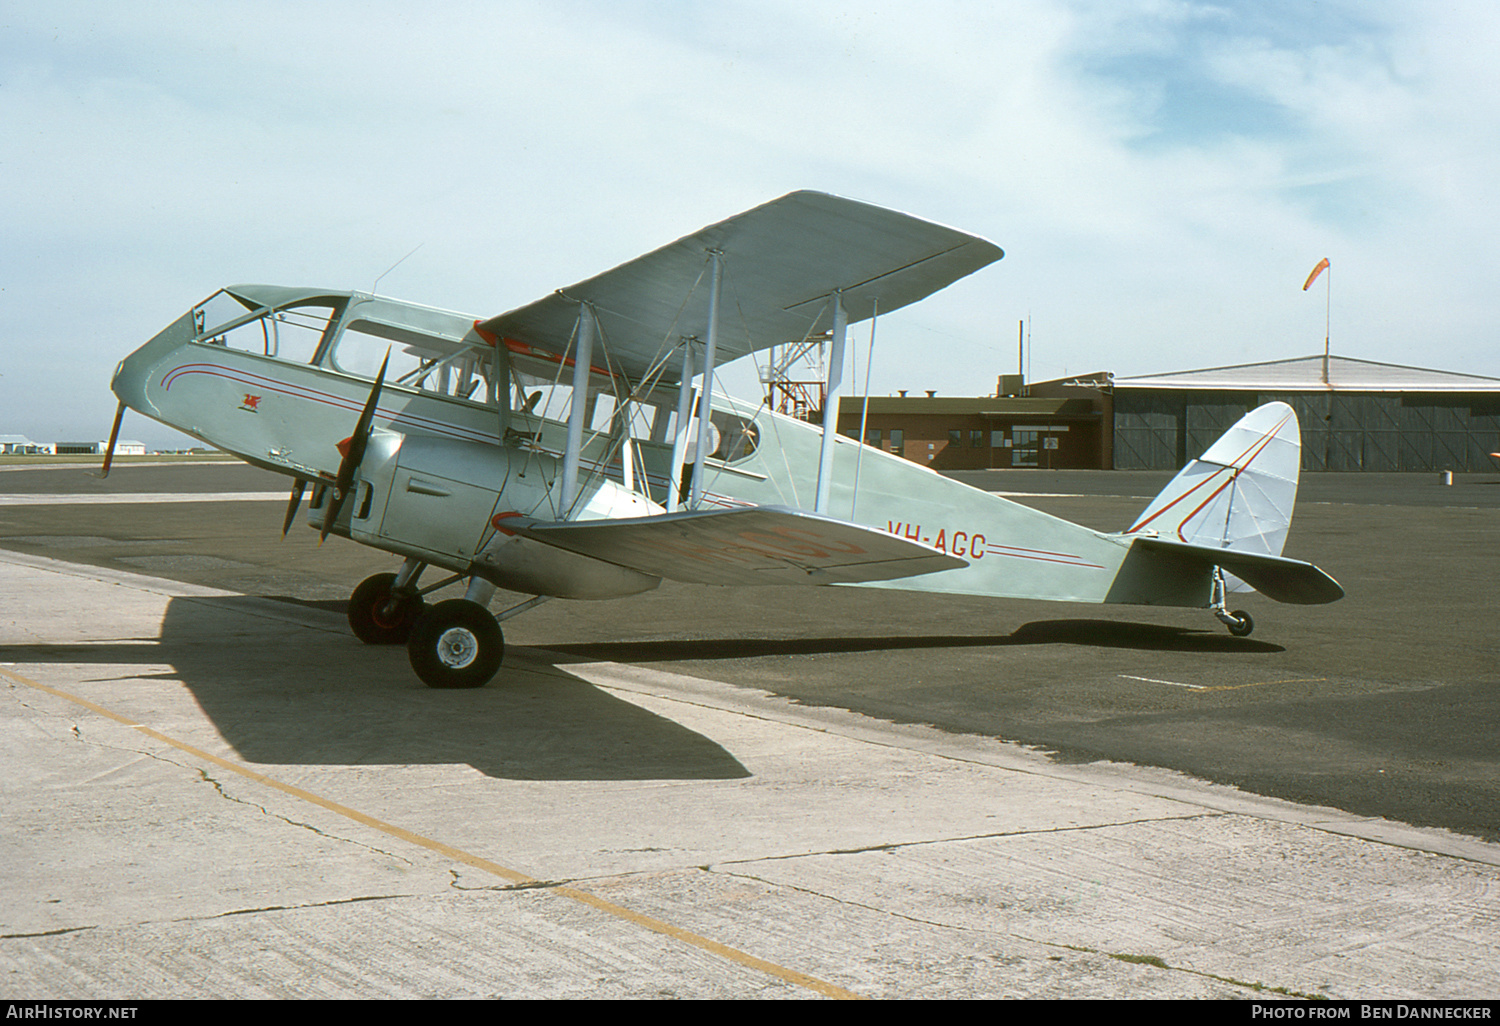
xmin=4 ymin=0 xmax=1498 ymax=448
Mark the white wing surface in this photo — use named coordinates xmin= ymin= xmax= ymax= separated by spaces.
xmin=478 ymin=191 xmax=1003 ymax=386
xmin=507 ymin=505 xmax=966 ymax=587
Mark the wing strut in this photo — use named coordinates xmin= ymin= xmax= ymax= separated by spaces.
xmin=687 ymin=249 xmax=724 ymax=511
xmin=814 ymin=292 xmax=849 ymax=514
xmin=666 ymin=338 xmax=695 ymax=511
xmin=558 ymin=303 xmax=597 ymax=515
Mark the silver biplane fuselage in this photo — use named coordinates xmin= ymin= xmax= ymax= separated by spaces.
xmin=110 ymin=192 xmax=1342 ymax=688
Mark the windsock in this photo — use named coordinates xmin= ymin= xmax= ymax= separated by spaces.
xmin=1303 ymin=257 xmax=1330 ymax=291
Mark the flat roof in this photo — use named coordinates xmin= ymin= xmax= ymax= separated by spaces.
xmin=839 ymin=397 xmax=1098 ymax=417
xmin=1113 ymin=354 xmax=1500 ymax=393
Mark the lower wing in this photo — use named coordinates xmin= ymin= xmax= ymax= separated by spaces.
xmin=505 ymin=505 xmax=966 ymax=587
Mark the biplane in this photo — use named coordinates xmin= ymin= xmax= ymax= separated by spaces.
xmin=108 ymin=191 xmax=1342 ymax=688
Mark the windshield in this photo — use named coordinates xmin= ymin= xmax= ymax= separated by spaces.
xmin=191 ymin=291 xmax=338 ymax=364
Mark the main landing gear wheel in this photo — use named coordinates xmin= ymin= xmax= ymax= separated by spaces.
xmin=347 ymin=572 xmax=425 ymax=645
xmin=407 ymin=599 xmax=504 ymax=689
xmin=1225 ymin=610 xmax=1254 ymax=638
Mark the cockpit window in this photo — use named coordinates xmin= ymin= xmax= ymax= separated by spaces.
xmin=191 ymin=291 xmax=335 ymax=365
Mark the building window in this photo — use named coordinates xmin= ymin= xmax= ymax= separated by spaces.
xmin=947 ymin=429 xmax=961 ymax=446
xmin=889 ymin=429 xmax=903 ymax=451
xmin=863 ymin=428 xmax=882 ymax=447
xmin=970 ymin=429 xmax=984 ymax=447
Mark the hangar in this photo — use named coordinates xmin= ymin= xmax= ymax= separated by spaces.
xmin=1110 ymin=354 xmax=1500 ymax=472
xmin=835 ymin=354 xmax=1500 ymax=473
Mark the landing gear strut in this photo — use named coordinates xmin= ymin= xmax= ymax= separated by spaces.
xmin=1209 ymin=567 xmax=1254 ymax=637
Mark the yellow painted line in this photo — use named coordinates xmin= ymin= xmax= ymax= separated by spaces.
xmin=1 ymin=664 xmax=862 ymax=1000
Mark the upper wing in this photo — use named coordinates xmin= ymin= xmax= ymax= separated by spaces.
xmin=506 ymin=504 xmax=967 ymax=587
xmin=478 ymin=191 xmax=1003 ymax=386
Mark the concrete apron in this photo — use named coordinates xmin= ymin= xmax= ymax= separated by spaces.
xmin=2 ymin=549 xmax=1496 ymax=1000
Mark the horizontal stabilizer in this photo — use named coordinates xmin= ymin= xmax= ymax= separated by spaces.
xmin=1132 ymin=537 xmax=1344 ymax=605
xmin=506 ymin=505 xmax=966 ymax=587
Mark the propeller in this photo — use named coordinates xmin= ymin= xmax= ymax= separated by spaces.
xmin=320 ymin=350 xmax=390 ymax=544
xmin=281 ymin=477 xmax=309 ymax=538
xmin=90 ymin=401 xmax=127 ymax=479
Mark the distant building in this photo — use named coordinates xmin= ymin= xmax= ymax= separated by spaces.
xmin=0 ymin=435 xmax=51 ymax=455
xmin=1111 ymin=355 xmax=1500 ymax=472
xmin=52 ymin=440 xmax=148 ymax=456
xmin=836 ymin=374 xmax=1110 ymax=470
xmin=832 ymin=353 xmax=1500 ymax=473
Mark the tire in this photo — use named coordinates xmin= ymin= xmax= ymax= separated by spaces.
xmin=1227 ymin=610 xmax=1254 ymax=637
xmin=407 ymin=599 xmax=504 ymax=689
xmin=348 ymin=573 xmax=425 ymax=645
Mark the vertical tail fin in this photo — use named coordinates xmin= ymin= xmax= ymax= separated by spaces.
xmin=1124 ymin=402 xmax=1302 ymax=562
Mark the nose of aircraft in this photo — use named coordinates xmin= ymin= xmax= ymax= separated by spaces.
xmin=110 ymin=307 xmax=197 ymax=415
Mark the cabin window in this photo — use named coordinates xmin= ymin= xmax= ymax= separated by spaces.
xmin=331 ymin=322 xmax=430 ymax=385
xmin=330 ymin=319 xmax=489 ymax=401
xmin=708 ymin=411 xmax=759 ymax=463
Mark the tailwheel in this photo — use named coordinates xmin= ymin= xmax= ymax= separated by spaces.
xmin=407 ymin=599 xmax=504 ymax=689
xmin=1209 ymin=567 xmax=1255 ymax=638
xmin=348 ymin=572 xmax=425 ymax=644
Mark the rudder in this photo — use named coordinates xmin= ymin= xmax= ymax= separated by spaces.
xmin=1124 ymin=402 xmax=1301 ymax=562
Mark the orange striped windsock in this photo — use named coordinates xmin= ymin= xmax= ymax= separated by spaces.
xmin=1303 ymin=257 xmax=1330 ymax=291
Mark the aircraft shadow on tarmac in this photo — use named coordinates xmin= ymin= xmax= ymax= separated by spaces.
xmin=4 ymin=596 xmax=749 ymax=782
xmin=536 ymin=618 xmax=1284 ymax=664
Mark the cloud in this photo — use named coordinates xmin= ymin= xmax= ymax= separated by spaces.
xmin=3 ymin=0 xmax=1497 ymax=447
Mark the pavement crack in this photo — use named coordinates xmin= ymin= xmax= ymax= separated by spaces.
xmin=1 ymin=926 xmax=98 ymax=940
xmin=715 ymin=813 xmax=1229 ymax=866
xmin=43 ymin=716 xmax=417 ymax=867
xmin=1077 ymin=944 xmax=1322 ymax=1000
xmin=446 ymin=868 xmax=575 ymax=893
xmin=188 ymin=766 xmax=417 ymax=865
xmin=204 ymin=894 xmax=409 ymax=920
xmin=706 ymin=866 xmax=1316 ymax=998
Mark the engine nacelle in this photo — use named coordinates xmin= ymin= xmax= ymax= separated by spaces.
xmin=342 ymin=432 xmax=661 ymax=600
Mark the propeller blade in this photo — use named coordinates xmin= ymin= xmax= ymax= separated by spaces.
xmin=321 ymin=350 xmax=390 ymax=544
xmin=282 ymin=477 xmax=308 ymax=538
xmin=90 ymin=401 xmax=127 ymax=479
xmin=319 ymin=485 xmax=348 ymax=545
